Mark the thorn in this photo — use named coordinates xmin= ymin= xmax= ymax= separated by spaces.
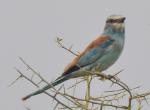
xmin=8 ymin=74 xmax=22 ymax=87
xmin=62 ymin=84 xmax=66 ymax=94
xmin=52 ymin=85 xmax=63 ymax=103
xmin=110 ymin=82 xmax=115 ymax=87
xmin=69 ymin=44 xmax=73 ymax=50
xmin=53 ymin=103 xmax=59 ymax=110
xmin=31 ymin=74 xmax=34 ymax=81
xmin=144 ymin=96 xmax=149 ymax=105
xmin=114 ymin=69 xmax=125 ymax=76
xmin=37 ymin=80 xmax=43 ymax=85
xmin=24 ymin=106 xmax=31 ymax=110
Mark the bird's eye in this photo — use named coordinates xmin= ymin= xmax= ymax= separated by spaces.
xmin=110 ymin=19 xmax=114 ymax=23
xmin=106 ymin=19 xmax=115 ymax=23
xmin=107 ymin=19 xmax=125 ymax=23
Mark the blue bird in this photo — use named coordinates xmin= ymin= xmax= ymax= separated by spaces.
xmin=22 ymin=15 xmax=125 ymax=101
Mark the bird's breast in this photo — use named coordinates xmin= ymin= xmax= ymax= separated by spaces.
xmin=94 ymin=38 xmax=124 ymax=71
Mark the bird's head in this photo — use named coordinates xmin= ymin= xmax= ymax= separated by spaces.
xmin=104 ymin=15 xmax=126 ymax=33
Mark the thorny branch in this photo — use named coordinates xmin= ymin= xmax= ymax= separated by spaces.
xmin=56 ymin=37 xmax=79 ymax=56
xmin=11 ymin=37 xmax=150 ymax=110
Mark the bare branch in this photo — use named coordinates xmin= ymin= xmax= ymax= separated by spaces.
xmin=11 ymin=39 xmax=150 ymax=110
xmin=56 ymin=37 xmax=79 ymax=56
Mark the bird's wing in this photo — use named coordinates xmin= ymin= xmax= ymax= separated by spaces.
xmin=22 ymin=35 xmax=114 ymax=101
xmin=62 ymin=35 xmax=114 ymax=75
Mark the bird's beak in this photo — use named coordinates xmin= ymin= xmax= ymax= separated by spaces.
xmin=122 ymin=17 xmax=126 ymax=22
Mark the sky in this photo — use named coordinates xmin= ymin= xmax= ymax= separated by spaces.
xmin=0 ymin=0 xmax=150 ymax=110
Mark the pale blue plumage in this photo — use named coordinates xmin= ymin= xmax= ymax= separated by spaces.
xmin=22 ymin=15 xmax=125 ymax=100
xmin=78 ymin=38 xmax=115 ymax=67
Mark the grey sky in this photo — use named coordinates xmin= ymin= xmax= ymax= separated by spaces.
xmin=0 ymin=0 xmax=150 ymax=110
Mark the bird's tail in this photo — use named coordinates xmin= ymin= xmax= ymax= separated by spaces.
xmin=22 ymin=75 xmax=68 ymax=101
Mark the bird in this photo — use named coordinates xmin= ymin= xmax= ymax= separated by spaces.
xmin=22 ymin=15 xmax=125 ymax=101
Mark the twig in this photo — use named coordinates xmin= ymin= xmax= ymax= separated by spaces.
xmin=12 ymin=38 xmax=150 ymax=110
xmin=85 ymin=76 xmax=92 ymax=109
xmin=56 ymin=37 xmax=79 ymax=56
xmin=9 ymin=74 xmax=22 ymax=87
xmin=15 ymin=67 xmax=73 ymax=110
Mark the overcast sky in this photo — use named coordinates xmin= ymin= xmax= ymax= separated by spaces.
xmin=0 ymin=0 xmax=150 ymax=110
